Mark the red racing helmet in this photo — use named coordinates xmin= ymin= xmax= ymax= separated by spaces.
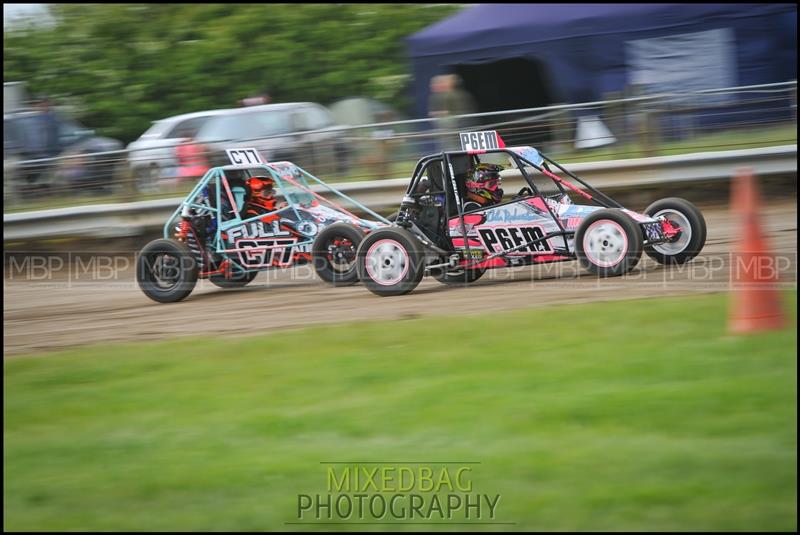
xmin=465 ymin=163 xmax=504 ymax=207
xmin=246 ymin=176 xmax=277 ymax=211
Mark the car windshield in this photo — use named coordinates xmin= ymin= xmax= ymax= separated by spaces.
xmin=58 ymin=118 xmax=90 ymax=143
xmin=139 ymin=120 xmax=173 ymax=139
xmin=7 ymin=115 xmax=54 ymax=153
xmin=164 ymin=116 xmax=216 ymax=139
xmin=196 ymin=111 xmax=292 ymax=142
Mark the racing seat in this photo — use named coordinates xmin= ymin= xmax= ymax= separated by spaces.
xmin=214 ymin=173 xmax=249 ymax=221
xmin=409 ymin=158 xmax=451 ymax=250
xmin=424 ymin=159 xmax=445 ymax=194
xmin=448 ymin=154 xmax=471 ymax=216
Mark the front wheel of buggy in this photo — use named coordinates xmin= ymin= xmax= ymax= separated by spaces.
xmin=575 ymin=209 xmax=643 ymax=277
xmin=643 ymin=197 xmax=707 ymax=265
xmin=356 ymin=228 xmax=424 ymax=296
xmin=137 ymin=239 xmax=199 ymax=303
xmin=312 ymin=223 xmax=365 ymax=286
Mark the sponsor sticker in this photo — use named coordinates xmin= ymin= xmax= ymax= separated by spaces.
xmin=226 ymin=220 xmax=289 ymax=242
xmin=643 ymin=221 xmax=663 ymax=241
xmin=476 ymin=224 xmax=552 ymax=254
xmin=237 ymin=238 xmax=297 ymax=267
xmin=226 ymin=220 xmax=296 ymax=267
xmin=511 ymin=146 xmax=544 ymax=166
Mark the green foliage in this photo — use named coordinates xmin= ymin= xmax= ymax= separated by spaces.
xmin=4 ymin=3 xmax=461 ymax=143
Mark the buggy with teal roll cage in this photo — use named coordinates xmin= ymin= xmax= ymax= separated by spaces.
xmin=136 ymin=155 xmax=390 ymax=303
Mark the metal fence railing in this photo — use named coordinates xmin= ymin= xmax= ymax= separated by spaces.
xmin=6 ymin=145 xmax=796 ymax=244
xmin=3 ymin=81 xmax=797 ymax=212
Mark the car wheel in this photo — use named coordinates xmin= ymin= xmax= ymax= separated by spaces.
xmin=312 ymin=222 xmax=365 ymax=286
xmin=643 ymin=197 xmax=707 ymax=265
xmin=356 ymin=227 xmax=425 ymax=296
xmin=575 ymin=209 xmax=643 ymax=277
xmin=208 ymin=270 xmax=258 ymax=288
xmin=137 ymin=239 xmax=199 ymax=303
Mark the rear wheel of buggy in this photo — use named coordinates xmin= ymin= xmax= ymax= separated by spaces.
xmin=643 ymin=197 xmax=707 ymax=265
xmin=137 ymin=238 xmax=199 ymax=303
xmin=312 ymin=223 xmax=365 ymax=286
xmin=209 ymin=270 xmax=258 ymax=288
xmin=357 ymin=227 xmax=424 ymax=296
xmin=575 ymin=209 xmax=643 ymax=277
xmin=433 ymin=267 xmax=486 ymax=285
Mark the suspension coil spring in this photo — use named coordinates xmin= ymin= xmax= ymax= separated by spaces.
xmin=175 ymin=221 xmax=205 ymax=270
xmin=175 ymin=219 xmax=192 ymax=240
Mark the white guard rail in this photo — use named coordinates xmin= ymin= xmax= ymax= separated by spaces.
xmin=4 ymin=145 xmax=796 ymax=242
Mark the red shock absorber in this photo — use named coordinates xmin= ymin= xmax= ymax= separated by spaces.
xmin=175 ymin=219 xmax=192 ymax=241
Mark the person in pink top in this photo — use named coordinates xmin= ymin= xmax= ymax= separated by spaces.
xmin=174 ymin=128 xmax=209 ymax=182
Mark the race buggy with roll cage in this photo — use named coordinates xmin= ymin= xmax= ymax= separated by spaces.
xmin=136 ymin=148 xmax=391 ymax=303
xmin=355 ymin=131 xmax=707 ymax=296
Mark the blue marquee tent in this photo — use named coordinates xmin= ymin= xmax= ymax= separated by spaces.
xmin=406 ymin=3 xmax=797 ymax=118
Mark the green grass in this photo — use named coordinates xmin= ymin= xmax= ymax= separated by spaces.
xmin=4 ymin=292 xmax=797 ymax=531
xmin=549 ymin=123 xmax=798 ymax=164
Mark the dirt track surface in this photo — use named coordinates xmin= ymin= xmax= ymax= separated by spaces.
xmin=4 ymin=202 xmax=797 ymax=356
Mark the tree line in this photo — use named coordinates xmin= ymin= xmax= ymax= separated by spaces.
xmin=4 ymin=4 xmax=460 ymax=143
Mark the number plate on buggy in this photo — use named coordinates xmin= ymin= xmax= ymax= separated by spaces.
xmin=226 ymin=148 xmax=263 ymax=165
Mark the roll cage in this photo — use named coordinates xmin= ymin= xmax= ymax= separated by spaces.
xmin=163 ymin=162 xmax=390 ymax=276
xmin=395 ymin=147 xmax=629 ymax=265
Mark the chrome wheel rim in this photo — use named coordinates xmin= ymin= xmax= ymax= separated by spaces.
xmin=365 ymin=239 xmax=409 ymax=286
xmin=582 ymin=220 xmax=628 ymax=267
xmin=652 ymin=209 xmax=692 ymax=255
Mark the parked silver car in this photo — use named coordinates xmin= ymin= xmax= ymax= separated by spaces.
xmin=193 ymin=103 xmax=349 ymax=176
xmin=126 ymin=110 xmax=226 ymax=192
xmin=128 ymin=103 xmax=349 ymax=192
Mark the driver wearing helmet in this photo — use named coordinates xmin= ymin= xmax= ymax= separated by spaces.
xmin=243 ymin=176 xmax=279 ymax=220
xmin=464 ymin=162 xmax=504 ymax=211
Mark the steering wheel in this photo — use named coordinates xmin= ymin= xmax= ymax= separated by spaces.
xmin=463 ymin=201 xmax=483 ymax=212
xmin=514 ymin=187 xmax=533 ymax=199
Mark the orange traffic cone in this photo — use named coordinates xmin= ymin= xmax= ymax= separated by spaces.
xmin=728 ymin=168 xmax=786 ymax=334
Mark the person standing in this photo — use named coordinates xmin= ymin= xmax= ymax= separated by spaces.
xmin=25 ymin=95 xmax=62 ymax=191
xmin=428 ymin=74 xmax=477 ymax=151
xmin=33 ymin=95 xmax=61 ymax=159
xmin=174 ymin=128 xmax=209 ymax=186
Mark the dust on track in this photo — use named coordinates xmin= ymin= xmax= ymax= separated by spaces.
xmin=4 ymin=203 xmax=797 ymax=356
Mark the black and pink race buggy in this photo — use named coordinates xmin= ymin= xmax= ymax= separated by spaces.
xmin=355 ymin=131 xmax=707 ymax=296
